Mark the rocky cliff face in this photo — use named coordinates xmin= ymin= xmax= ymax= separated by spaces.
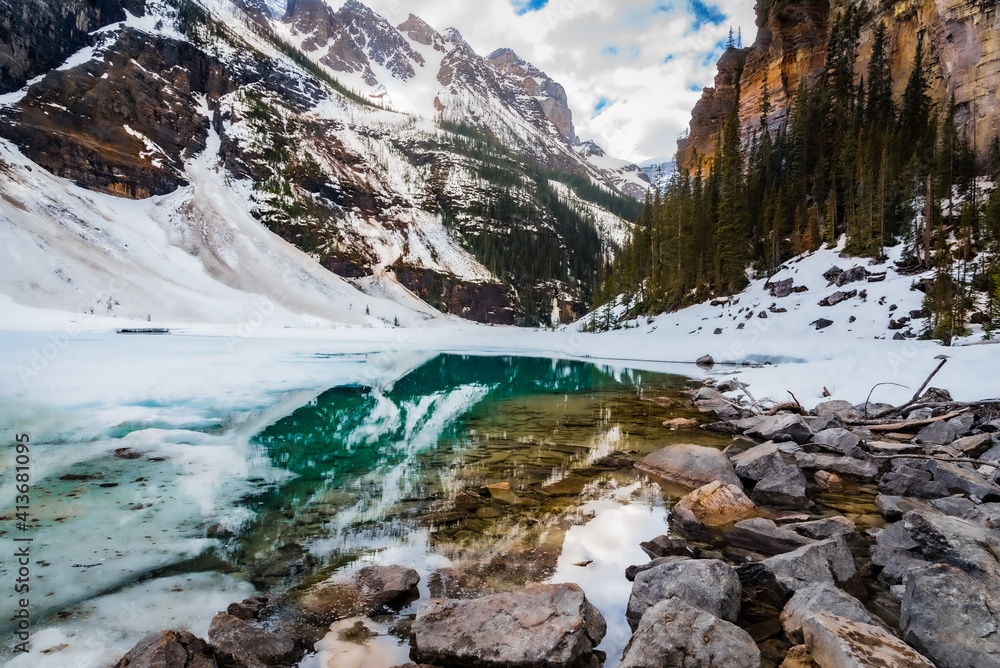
xmin=0 ymin=0 xmax=145 ymax=93
xmin=485 ymin=47 xmax=577 ymax=144
xmin=677 ymin=0 xmax=1000 ymax=174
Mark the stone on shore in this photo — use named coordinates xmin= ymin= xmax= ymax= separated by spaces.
xmin=785 ymin=516 xmax=856 ymax=540
xmin=619 ymin=598 xmax=760 ymax=668
xmin=671 ymin=481 xmax=757 ymax=533
xmin=901 ymin=564 xmax=1000 ymax=668
xmin=753 ymin=465 xmax=810 ymax=507
xmin=930 ymin=460 xmax=1000 ymax=501
xmin=760 ymin=535 xmax=856 ymax=591
xmin=737 ymin=562 xmax=792 ymax=622
xmin=635 ymin=444 xmax=741 ymax=488
xmin=727 ymin=518 xmax=814 ymax=556
xmin=794 ymin=453 xmax=878 ymax=480
xmin=112 ymin=630 xmax=215 ymax=668
xmin=810 ymin=428 xmax=861 ymax=454
xmin=731 ymin=441 xmax=786 ymax=481
xmin=803 ymin=614 xmax=935 ymax=667
xmin=626 ymin=558 xmax=741 ymax=627
xmin=411 ymin=583 xmax=606 ymax=668
xmin=780 ymin=582 xmax=889 ymax=644
xmin=208 ymin=613 xmax=301 ymax=668
xmin=746 ymin=414 xmax=814 ymax=444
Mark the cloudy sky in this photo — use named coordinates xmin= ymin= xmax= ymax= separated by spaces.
xmin=361 ymin=0 xmax=758 ymax=163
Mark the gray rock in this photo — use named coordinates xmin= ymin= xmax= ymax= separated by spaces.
xmin=811 ymin=318 xmax=834 ymax=330
xmin=808 ymin=412 xmax=845 ymax=432
xmin=639 ymin=535 xmax=693 ymax=559
xmin=914 ymin=420 xmax=957 ymax=445
xmin=803 ymin=613 xmax=935 ymax=667
xmin=412 ymin=583 xmax=606 ymax=668
xmin=902 ymin=564 xmax=1000 ymax=668
xmin=907 ymin=408 xmax=935 ymax=421
xmin=947 ymin=412 xmax=976 ymax=438
xmin=747 ymin=414 xmax=814 ymax=444
xmin=876 ymin=495 xmax=933 ymax=522
xmin=813 ymin=400 xmax=858 ymax=419
xmin=727 ymin=518 xmax=813 ymax=556
xmin=715 ymin=378 xmax=743 ymax=393
xmin=626 ymin=558 xmax=741 ymax=627
xmin=112 ymin=630 xmax=215 ymax=668
xmin=693 ymin=386 xmax=726 ymax=403
xmin=731 ymin=441 xmax=786 ymax=481
xmin=770 ymin=277 xmax=795 ymax=298
xmin=625 ymin=556 xmax=687 ymax=582
xmin=835 ymin=266 xmax=869 ymax=286
xmin=811 ymin=428 xmax=861 ymax=454
xmin=760 ymin=535 xmax=856 ymax=591
xmin=785 ymin=516 xmax=857 ymax=540
xmin=819 ymin=290 xmax=856 ymax=307
xmin=794 ymin=453 xmax=878 ymax=480
xmin=696 ymin=354 xmax=715 ymax=368
xmin=780 ymin=582 xmax=889 ymax=644
xmin=209 ymin=613 xmax=301 ymax=668
xmin=752 ymin=465 xmax=810 ymax=507
xmin=878 ymin=469 xmax=950 ymax=498
xmin=619 ymin=597 xmax=761 ymax=668
xmin=952 ymin=433 xmax=995 ymax=457
xmin=931 ymin=460 xmax=1000 ymax=501
xmin=635 ymin=444 xmax=741 ymax=489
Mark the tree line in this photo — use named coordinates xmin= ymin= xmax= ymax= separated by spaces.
xmin=600 ymin=8 xmax=1000 ymax=342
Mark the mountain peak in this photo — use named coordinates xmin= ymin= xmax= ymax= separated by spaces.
xmin=442 ymin=27 xmax=469 ymax=49
xmin=397 ymin=13 xmax=446 ymax=52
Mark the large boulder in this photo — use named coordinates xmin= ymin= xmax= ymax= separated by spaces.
xmin=760 ymin=535 xmax=856 ymax=592
xmin=930 ymin=460 xmax=1000 ymax=501
xmin=208 ymin=613 xmax=301 ymax=668
xmin=810 ymin=428 xmax=861 ymax=454
xmin=879 ymin=467 xmax=950 ymax=499
xmin=112 ymin=630 xmax=215 ymax=668
xmin=803 ymin=614 xmax=935 ymax=667
xmin=411 ymin=583 xmax=606 ymax=668
xmin=780 ymin=582 xmax=889 ymax=644
xmin=636 ymin=444 xmax=741 ymax=488
xmin=671 ymin=481 xmax=757 ymax=533
xmin=753 ymin=465 xmax=810 ymax=507
xmin=737 ymin=562 xmax=792 ymax=622
xmin=626 ymin=558 xmax=741 ymax=628
xmin=296 ymin=564 xmax=419 ymax=624
xmin=731 ymin=441 xmax=787 ymax=481
xmin=901 ymin=564 xmax=1000 ymax=668
xmin=727 ymin=518 xmax=814 ymax=556
xmin=619 ymin=598 xmax=760 ymax=668
xmin=746 ymin=414 xmax=814 ymax=444
xmin=785 ymin=516 xmax=856 ymax=540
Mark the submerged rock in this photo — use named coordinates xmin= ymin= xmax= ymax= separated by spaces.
xmin=635 ymin=444 xmax=741 ymax=488
xmin=208 ymin=613 xmax=301 ymax=668
xmin=619 ymin=597 xmax=760 ymax=668
xmin=626 ymin=557 xmax=741 ymax=627
xmin=411 ymin=582 xmax=606 ymax=668
xmin=112 ymin=630 xmax=215 ymax=668
xmin=296 ymin=564 xmax=420 ymax=625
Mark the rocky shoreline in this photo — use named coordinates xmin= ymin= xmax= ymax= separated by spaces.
xmin=112 ymin=372 xmax=1000 ymax=668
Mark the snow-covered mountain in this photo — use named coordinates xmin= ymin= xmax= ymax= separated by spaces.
xmin=0 ymin=0 xmax=650 ymax=328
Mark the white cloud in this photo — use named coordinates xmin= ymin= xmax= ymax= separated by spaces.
xmin=362 ymin=0 xmax=758 ymax=163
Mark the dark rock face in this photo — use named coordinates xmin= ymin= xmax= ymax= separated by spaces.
xmin=391 ymin=265 xmax=517 ymax=325
xmin=619 ymin=597 xmax=761 ymax=668
xmin=112 ymin=630 xmax=215 ymax=668
xmin=626 ymin=558 xmax=741 ymax=627
xmin=411 ymin=583 xmax=606 ymax=668
xmin=753 ymin=464 xmax=809 ymax=507
xmin=0 ymin=0 xmax=144 ymax=94
xmin=727 ymin=518 xmax=813 ymax=556
xmin=0 ymin=28 xmax=233 ymax=198
xmin=737 ymin=562 xmax=792 ymax=622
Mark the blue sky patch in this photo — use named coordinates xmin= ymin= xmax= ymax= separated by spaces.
xmin=688 ymin=0 xmax=726 ymax=30
xmin=687 ymin=82 xmax=702 ymax=92
xmin=663 ymin=54 xmax=675 ymax=63
xmin=511 ymin=0 xmax=548 ymax=15
xmin=602 ymin=45 xmax=620 ymax=57
xmin=594 ymin=97 xmax=611 ymax=116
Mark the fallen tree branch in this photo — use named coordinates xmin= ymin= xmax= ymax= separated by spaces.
xmin=865 ymin=408 xmax=969 ymax=432
xmin=869 ymin=453 xmax=999 ymax=467
xmin=870 ymin=357 xmax=950 ymax=419
xmin=862 ymin=382 xmax=909 ymax=419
